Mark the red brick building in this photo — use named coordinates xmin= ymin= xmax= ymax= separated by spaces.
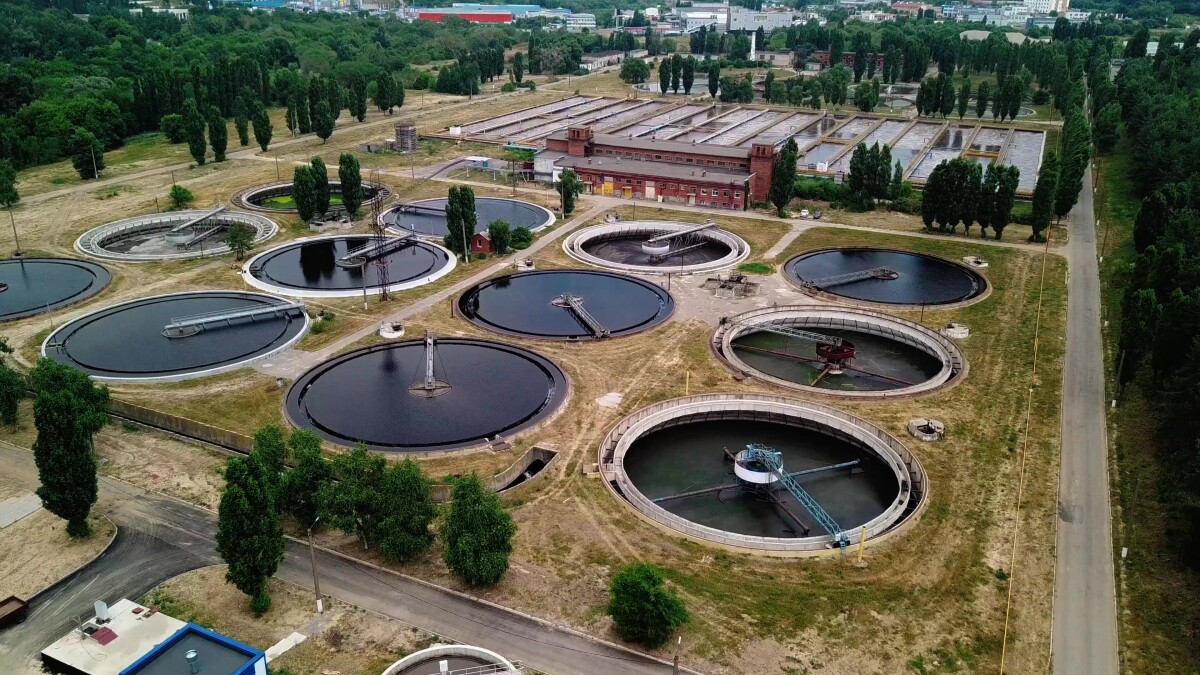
xmin=470 ymin=231 xmax=492 ymax=254
xmin=541 ymin=126 xmax=779 ymax=210
xmin=812 ymin=50 xmax=886 ymax=70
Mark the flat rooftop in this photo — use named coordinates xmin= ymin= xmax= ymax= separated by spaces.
xmin=547 ymin=129 xmax=753 ymax=159
xmin=41 ymin=599 xmax=186 ymax=675
xmin=124 ymin=628 xmax=256 ymax=675
xmin=553 ymin=155 xmax=752 ymax=185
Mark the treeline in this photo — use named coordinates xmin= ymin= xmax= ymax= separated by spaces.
xmin=0 ymin=1 xmax=522 ymax=169
xmin=217 ymin=424 xmax=518 ymax=612
xmin=1114 ymin=30 xmax=1200 ymax=567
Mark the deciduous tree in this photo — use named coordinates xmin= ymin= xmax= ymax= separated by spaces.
xmin=557 ymin=168 xmax=583 ymax=216
xmin=183 ymin=99 xmax=206 ymax=165
xmin=217 ymin=453 xmax=284 ymax=615
xmin=310 ymin=156 xmax=330 ymax=216
xmin=768 ymin=138 xmax=798 ymax=216
xmin=606 ymin=563 xmax=689 ymax=648
xmin=292 ymin=165 xmax=317 ymax=222
xmin=337 ymin=153 xmax=363 ymax=217
xmin=313 ymin=100 xmax=334 ymax=144
xmin=251 ymin=102 xmax=272 ymax=153
xmin=31 ymin=360 xmax=109 ymax=538
xmin=233 ymin=96 xmax=250 ymax=147
xmin=69 ymin=128 xmax=105 ymax=179
xmin=440 ymin=474 xmax=515 ymax=586
xmin=488 ymin=220 xmax=512 ymax=254
xmin=1029 ymin=151 xmax=1058 ymax=242
xmin=207 ymin=106 xmax=227 ymax=162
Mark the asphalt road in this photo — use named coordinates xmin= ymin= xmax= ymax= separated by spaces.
xmin=1052 ymin=164 xmax=1119 ymax=674
xmin=0 ymin=445 xmax=679 ymax=675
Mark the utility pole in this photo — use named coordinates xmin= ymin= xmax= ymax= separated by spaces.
xmin=90 ymin=146 xmax=99 ymax=180
xmin=307 ymin=517 xmax=323 ymax=613
xmin=362 ymin=259 xmax=369 ymax=310
xmin=672 ymin=636 xmax=681 ymax=675
xmin=8 ymin=209 xmax=21 ymax=257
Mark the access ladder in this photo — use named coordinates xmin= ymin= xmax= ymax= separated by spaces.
xmin=743 ymin=443 xmax=850 ymax=548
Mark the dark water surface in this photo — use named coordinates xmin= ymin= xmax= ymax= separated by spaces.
xmin=732 ymin=327 xmax=943 ymax=391
xmin=624 ymin=420 xmax=897 ymax=538
xmin=45 ymin=292 xmax=305 ymax=378
xmin=458 ymin=270 xmax=673 ymax=339
xmin=785 ymin=248 xmax=985 ymax=305
xmin=0 ymin=258 xmax=110 ymax=321
xmin=381 ymin=197 xmax=550 ymax=237
xmin=286 ymin=339 xmax=567 ymax=451
xmin=251 ymin=236 xmax=451 ymax=291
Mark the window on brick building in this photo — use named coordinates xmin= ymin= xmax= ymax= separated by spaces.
xmin=700 ymin=189 xmax=707 ymax=195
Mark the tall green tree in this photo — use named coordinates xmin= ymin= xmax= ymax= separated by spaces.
xmin=1093 ymin=102 xmax=1122 ymax=154
xmin=1054 ymin=107 xmax=1090 ymax=219
xmin=310 ymin=156 xmax=330 ymax=216
xmin=217 ymin=453 xmax=285 ymax=615
xmin=681 ymin=56 xmax=695 ymax=94
xmin=292 ymin=165 xmax=317 ymax=222
xmin=225 ymin=223 xmax=255 ymax=261
xmin=232 ymin=96 xmax=250 ymax=147
xmin=251 ymin=102 xmax=272 ymax=153
xmin=1029 ymin=151 xmax=1058 ymax=242
xmin=488 ymin=220 xmax=512 ymax=254
xmin=31 ymin=360 xmax=109 ymax=538
xmin=708 ymin=62 xmax=720 ymax=98
xmin=957 ymin=77 xmax=971 ymax=119
xmin=207 ymin=106 xmax=227 ymax=162
xmin=282 ymin=430 xmax=330 ymax=528
xmin=606 ymin=563 xmax=689 ymax=648
xmin=444 ymin=184 xmax=478 ymax=257
xmin=0 ymin=359 xmax=24 ymax=427
xmin=318 ymin=444 xmax=385 ymax=549
xmin=68 ymin=128 xmax=105 ymax=180
xmin=768 ymin=138 xmax=798 ymax=216
xmin=975 ymin=81 xmax=989 ymax=119
xmin=988 ymin=164 xmax=1021 ymax=240
xmin=557 ymin=168 xmax=583 ymax=216
xmin=0 ymin=159 xmax=20 ymax=254
xmin=658 ymin=57 xmax=670 ymax=94
xmin=349 ymin=74 xmax=369 ymax=122
xmin=337 ymin=153 xmax=363 ymax=217
xmin=377 ymin=460 xmax=436 ymax=563
xmin=512 ymin=52 xmax=525 ymax=83
xmin=313 ymin=100 xmax=334 ymax=144
xmin=253 ymin=423 xmax=287 ymax=481
xmin=183 ymin=98 xmax=207 ymax=165
xmin=375 ymin=72 xmax=395 ymax=114
xmin=440 ymin=473 xmax=515 ymax=586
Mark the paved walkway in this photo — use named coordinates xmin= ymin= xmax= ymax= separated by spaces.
xmin=1051 ymin=163 xmax=1118 ymax=674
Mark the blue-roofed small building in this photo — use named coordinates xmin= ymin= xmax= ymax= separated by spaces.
xmin=40 ymin=598 xmax=266 ymax=675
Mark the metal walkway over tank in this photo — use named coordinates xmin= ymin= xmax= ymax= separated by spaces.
xmin=652 ymin=458 xmax=859 ymax=503
xmin=801 ymin=267 xmax=898 ymax=289
xmin=743 ymin=443 xmax=850 ymax=548
xmin=167 ymin=205 xmax=226 ymax=234
xmin=334 ymin=233 xmax=414 ymax=268
xmin=741 ymin=321 xmax=842 ymax=346
xmin=392 ymin=202 xmax=446 ymax=215
xmin=642 ymin=220 xmax=718 ymax=245
xmin=162 ymin=301 xmax=305 ymax=338
xmin=409 ymin=330 xmax=452 ymax=397
xmin=551 ymin=294 xmax=610 ymax=338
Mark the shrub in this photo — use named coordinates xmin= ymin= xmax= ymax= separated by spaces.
xmin=606 ymin=563 xmax=688 ymax=647
xmin=160 ymin=114 xmax=186 ymax=144
xmin=1031 ymin=89 xmax=1051 ymax=105
xmin=168 ymin=185 xmax=194 ymax=210
xmin=510 ymin=227 xmax=533 ymax=249
xmin=793 ymin=176 xmax=848 ymax=203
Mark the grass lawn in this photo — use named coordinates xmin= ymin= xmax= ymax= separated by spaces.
xmin=261 ymin=193 xmax=344 ymax=209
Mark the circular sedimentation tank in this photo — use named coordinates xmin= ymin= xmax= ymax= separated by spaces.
xmin=382 ymin=646 xmax=519 ymax=675
xmin=563 ymin=219 xmax=750 ymax=275
xmin=716 ymin=305 xmax=965 ymax=397
xmin=599 ymin=395 xmax=926 ymax=555
xmin=784 ymin=247 xmax=987 ymax=307
xmin=285 ymin=338 xmax=568 ymax=452
xmin=42 ymin=291 xmax=309 ymax=382
xmin=241 ymin=234 xmax=455 ymax=298
xmin=0 ymin=258 xmax=111 ymax=322
xmin=232 ymin=180 xmax=392 ymax=213
xmin=457 ymin=270 xmax=674 ymax=340
xmin=378 ymin=197 xmax=555 ymax=238
xmin=75 ymin=210 xmax=277 ymax=262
